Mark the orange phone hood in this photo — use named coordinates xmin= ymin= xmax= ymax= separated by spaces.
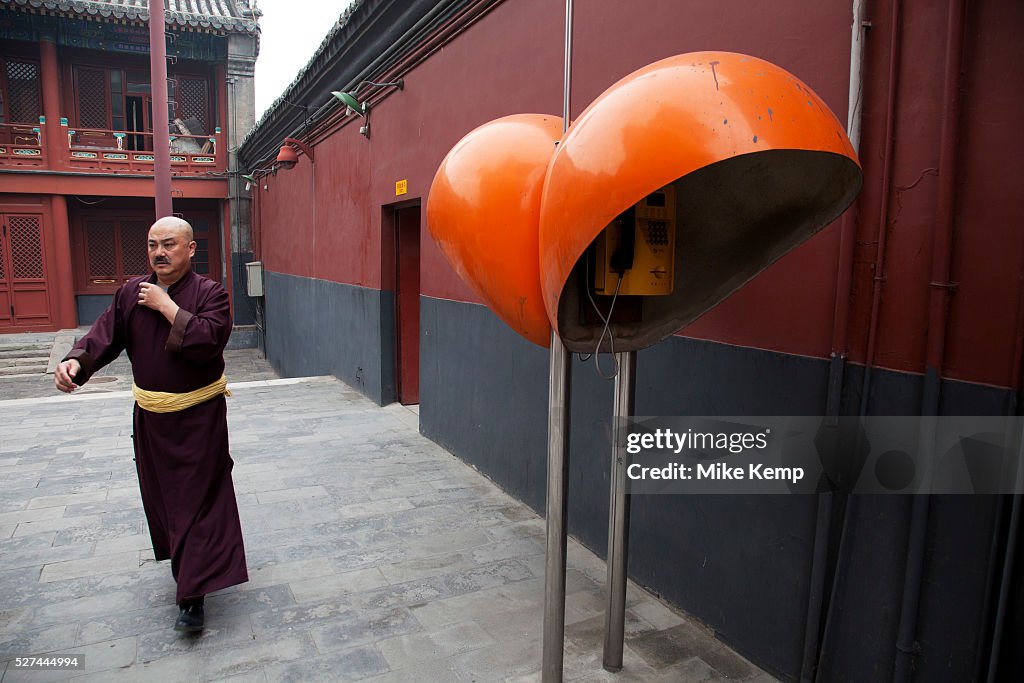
xmin=539 ymin=52 xmax=863 ymax=353
xmin=427 ymin=114 xmax=561 ymax=347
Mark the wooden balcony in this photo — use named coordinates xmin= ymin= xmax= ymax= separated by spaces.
xmin=0 ymin=123 xmax=46 ymax=167
xmin=67 ymin=126 xmax=226 ymax=175
xmin=0 ymin=119 xmax=227 ymax=175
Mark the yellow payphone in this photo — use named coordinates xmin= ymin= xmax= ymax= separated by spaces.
xmin=593 ymin=185 xmax=676 ymax=296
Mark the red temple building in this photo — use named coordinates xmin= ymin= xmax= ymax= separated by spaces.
xmin=0 ymin=0 xmax=260 ymax=333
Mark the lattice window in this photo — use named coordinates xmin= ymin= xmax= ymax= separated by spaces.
xmin=76 ymin=68 xmax=109 ymax=129
xmin=5 ymin=60 xmax=40 ymax=124
xmin=192 ymin=237 xmax=209 ymax=275
xmin=176 ymin=77 xmax=208 ymax=133
xmin=85 ymin=221 xmax=116 ymax=278
xmin=9 ymin=216 xmax=43 ymax=280
xmin=0 ymin=235 xmax=6 ymax=280
xmin=120 ymin=220 xmax=151 ymax=276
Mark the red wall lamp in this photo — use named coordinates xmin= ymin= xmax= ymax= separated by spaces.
xmin=276 ymin=137 xmax=315 ymax=169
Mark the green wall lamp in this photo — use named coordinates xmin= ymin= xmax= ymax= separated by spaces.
xmin=331 ymin=79 xmax=404 ymax=138
xmin=331 ymin=90 xmax=368 ymax=116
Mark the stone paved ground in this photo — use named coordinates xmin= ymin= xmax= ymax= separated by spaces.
xmin=0 ymin=371 xmax=775 ymax=682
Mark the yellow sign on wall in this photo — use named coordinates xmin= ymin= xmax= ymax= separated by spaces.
xmin=396 ymin=179 xmax=408 ymax=196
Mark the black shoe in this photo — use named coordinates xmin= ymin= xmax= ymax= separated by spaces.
xmin=174 ymin=603 xmax=204 ymax=633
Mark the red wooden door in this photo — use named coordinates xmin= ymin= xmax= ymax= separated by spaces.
xmin=395 ymin=206 xmax=421 ymax=405
xmin=0 ymin=213 xmax=50 ymax=328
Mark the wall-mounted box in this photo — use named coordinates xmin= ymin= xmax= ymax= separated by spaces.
xmin=245 ymin=261 xmax=263 ymax=297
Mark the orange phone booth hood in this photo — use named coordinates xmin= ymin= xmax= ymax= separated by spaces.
xmin=427 ymin=114 xmax=562 ymax=348
xmin=539 ymin=52 xmax=862 ymax=353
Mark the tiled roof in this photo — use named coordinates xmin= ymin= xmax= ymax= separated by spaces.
xmin=0 ymin=0 xmax=260 ymax=34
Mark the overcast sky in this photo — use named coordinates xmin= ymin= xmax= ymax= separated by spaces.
xmin=253 ymin=0 xmax=357 ymax=120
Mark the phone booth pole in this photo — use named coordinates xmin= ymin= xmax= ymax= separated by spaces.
xmin=541 ymin=3 xmax=575 ymax=681
xmin=543 ymin=335 xmax=572 ymax=682
xmin=603 ymin=350 xmax=636 ymax=671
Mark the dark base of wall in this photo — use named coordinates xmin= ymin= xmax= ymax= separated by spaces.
xmin=262 ymin=271 xmax=395 ymax=405
xmin=226 ymin=325 xmax=259 ymax=350
xmin=418 ymin=295 xmax=1016 ymax=681
xmin=75 ymin=295 xmax=112 ymax=326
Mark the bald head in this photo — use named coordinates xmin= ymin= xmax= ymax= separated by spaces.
xmin=150 ymin=216 xmax=194 ymax=243
xmin=148 ymin=216 xmax=197 ymax=286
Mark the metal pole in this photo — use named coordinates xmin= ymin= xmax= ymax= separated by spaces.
xmin=561 ymin=0 xmax=573 ymax=136
xmin=541 ymin=4 xmax=574 ymax=682
xmin=542 ymin=334 xmax=572 ymax=682
xmin=148 ymin=0 xmax=173 ymax=218
xmin=603 ymin=350 xmax=635 ymax=671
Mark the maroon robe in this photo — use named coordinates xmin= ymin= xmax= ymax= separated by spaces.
xmin=66 ymin=270 xmax=248 ymax=603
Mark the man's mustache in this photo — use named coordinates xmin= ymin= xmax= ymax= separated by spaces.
xmin=152 ymin=257 xmax=171 ymax=265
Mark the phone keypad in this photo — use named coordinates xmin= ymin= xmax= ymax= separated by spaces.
xmin=644 ymin=220 xmax=670 ymax=246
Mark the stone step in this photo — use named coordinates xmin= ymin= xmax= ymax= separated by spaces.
xmin=0 ymin=342 xmax=52 ymax=354
xmin=0 ymin=363 xmax=48 ymax=376
xmin=0 ymin=347 xmax=52 ymax=360
xmin=0 ymin=356 xmax=50 ymax=369
xmin=0 ymin=357 xmax=49 ymax=368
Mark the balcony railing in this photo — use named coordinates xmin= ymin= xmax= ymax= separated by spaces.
xmin=0 ymin=122 xmax=45 ymax=166
xmin=67 ymin=126 xmax=223 ymax=175
xmin=0 ymin=118 xmax=226 ymax=175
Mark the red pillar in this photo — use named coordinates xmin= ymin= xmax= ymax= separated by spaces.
xmin=49 ymin=195 xmax=77 ymax=328
xmin=38 ymin=38 xmax=64 ymax=170
xmin=215 ymin=64 xmax=228 ymax=170
xmin=148 ymin=0 xmax=172 ymax=218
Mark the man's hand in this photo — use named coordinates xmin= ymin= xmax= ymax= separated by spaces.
xmin=55 ymin=359 xmax=81 ymax=393
xmin=138 ymin=282 xmax=180 ymax=324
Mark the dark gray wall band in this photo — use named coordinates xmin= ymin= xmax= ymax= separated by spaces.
xmin=263 ymin=270 xmax=395 ymax=405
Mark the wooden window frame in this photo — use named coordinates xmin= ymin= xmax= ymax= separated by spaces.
xmin=71 ymin=64 xmax=113 ymax=131
xmin=71 ymin=210 xmax=221 ymax=295
xmin=0 ymin=55 xmax=42 ymax=126
xmin=69 ymin=59 xmax=213 ymax=137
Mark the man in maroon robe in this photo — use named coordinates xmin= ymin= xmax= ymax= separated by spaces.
xmin=55 ymin=216 xmax=248 ymax=633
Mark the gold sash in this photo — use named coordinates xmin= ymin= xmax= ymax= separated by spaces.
xmin=132 ymin=375 xmax=231 ymax=413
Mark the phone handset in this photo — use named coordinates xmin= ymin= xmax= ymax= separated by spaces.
xmin=592 ymin=186 xmax=675 ymax=297
xmin=608 ymin=206 xmax=636 ymax=274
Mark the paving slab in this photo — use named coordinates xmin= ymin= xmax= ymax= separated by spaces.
xmin=0 ymin=375 xmax=775 ymax=682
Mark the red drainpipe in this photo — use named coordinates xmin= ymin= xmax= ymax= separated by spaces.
xmin=859 ymin=0 xmax=903 ymax=417
xmin=923 ymin=0 xmax=967 ymax=389
xmin=893 ymin=1 xmax=967 ymax=680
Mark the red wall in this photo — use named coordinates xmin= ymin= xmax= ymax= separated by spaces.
xmin=255 ymin=0 xmax=1024 ymax=390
